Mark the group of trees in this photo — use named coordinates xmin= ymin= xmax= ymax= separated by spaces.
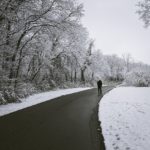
xmin=0 ymin=0 xmax=150 ymax=104
xmin=0 ymin=0 xmax=91 ymax=103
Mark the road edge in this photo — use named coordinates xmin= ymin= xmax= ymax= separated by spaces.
xmin=96 ymin=87 xmax=114 ymax=150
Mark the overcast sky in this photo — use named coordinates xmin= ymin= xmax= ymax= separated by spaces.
xmin=79 ymin=0 xmax=150 ymax=64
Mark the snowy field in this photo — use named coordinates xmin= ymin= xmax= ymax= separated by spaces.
xmin=99 ymin=87 xmax=150 ymax=150
xmin=0 ymin=87 xmax=91 ymax=117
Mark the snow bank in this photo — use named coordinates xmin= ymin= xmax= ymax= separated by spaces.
xmin=99 ymin=87 xmax=150 ymax=150
xmin=0 ymin=87 xmax=91 ymax=117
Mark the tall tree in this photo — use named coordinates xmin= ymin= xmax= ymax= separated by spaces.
xmin=137 ymin=0 xmax=150 ymax=27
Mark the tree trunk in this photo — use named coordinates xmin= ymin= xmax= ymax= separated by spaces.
xmin=9 ymin=31 xmax=27 ymax=79
xmin=71 ymin=71 xmax=73 ymax=82
xmin=74 ymin=70 xmax=77 ymax=82
xmin=92 ymin=72 xmax=94 ymax=80
xmin=81 ymin=68 xmax=85 ymax=82
xmin=65 ymin=73 xmax=68 ymax=82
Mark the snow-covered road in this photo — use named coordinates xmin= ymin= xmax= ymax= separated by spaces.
xmin=99 ymin=87 xmax=150 ymax=150
xmin=0 ymin=87 xmax=91 ymax=117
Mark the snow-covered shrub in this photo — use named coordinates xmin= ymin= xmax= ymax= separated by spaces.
xmin=16 ymin=82 xmax=37 ymax=98
xmin=3 ymin=87 xmax=20 ymax=103
xmin=0 ymin=92 xmax=7 ymax=105
xmin=125 ymin=70 xmax=150 ymax=87
xmin=0 ymin=78 xmax=20 ymax=104
xmin=59 ymin=82 xmax=77 ymax=89
xmin=36 ymin=80 xmax=57 ymax=91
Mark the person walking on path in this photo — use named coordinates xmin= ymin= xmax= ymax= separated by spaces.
xmin=97 ymin=80 xmax=102 ymax=95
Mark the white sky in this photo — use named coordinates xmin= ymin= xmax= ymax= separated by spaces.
xmin=79 ymin=0 xmax=150 ymax=64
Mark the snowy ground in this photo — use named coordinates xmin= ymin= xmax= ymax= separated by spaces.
xmin=99 ymin=87 xmax=150 ymax=150
xmin=0 ymin=87 xmax=91 ymax=117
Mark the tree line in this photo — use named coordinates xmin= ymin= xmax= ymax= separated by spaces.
xmin=0 ymin=0 xmax=150 ymax=104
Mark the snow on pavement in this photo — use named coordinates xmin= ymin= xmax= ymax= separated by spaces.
xmin=0 ymin=87 xmax=91 ymax=117
xmin=99 ymin=87 xmax=150 ymax=150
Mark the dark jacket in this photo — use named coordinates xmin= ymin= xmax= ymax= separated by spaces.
xmin=97 ymin=80 xmax=102 ymax=88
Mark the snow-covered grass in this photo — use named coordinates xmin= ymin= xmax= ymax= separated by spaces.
xmin=0 ymin=87 xmax=91 ymax=117
xmin=99 ymin=87 xmax=150 ymax=150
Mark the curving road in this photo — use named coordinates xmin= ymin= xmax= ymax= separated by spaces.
xmin=0 ymin=86 xmax=113 ymax=150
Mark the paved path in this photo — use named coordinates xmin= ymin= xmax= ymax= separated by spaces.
xmin=0 ymin=86 xmax=113 ymax=150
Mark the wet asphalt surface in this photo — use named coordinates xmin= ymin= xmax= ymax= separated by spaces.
xmin=0 ymin=86 xmax=113 ymax=150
